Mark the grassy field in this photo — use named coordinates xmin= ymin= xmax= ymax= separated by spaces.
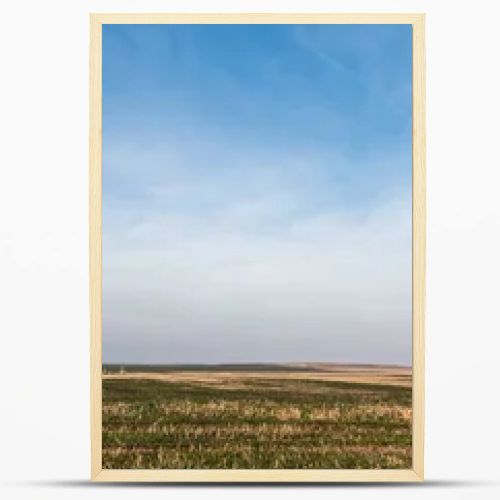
xmin=102 ymin=364 xmax=412 ymax=469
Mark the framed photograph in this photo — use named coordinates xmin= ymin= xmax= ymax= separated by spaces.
xmin=90 ymin=13 xmax=425 ymax=482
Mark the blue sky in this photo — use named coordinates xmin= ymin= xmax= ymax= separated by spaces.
xmin=102 ymin=24 xmax=413 ymax=365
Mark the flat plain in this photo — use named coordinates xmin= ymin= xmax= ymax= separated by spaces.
xmin=102 ymin=364 xmax=412 ymax=469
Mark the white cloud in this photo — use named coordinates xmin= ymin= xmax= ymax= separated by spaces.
xmin=103 ymin=181 xmax=411 ymax=364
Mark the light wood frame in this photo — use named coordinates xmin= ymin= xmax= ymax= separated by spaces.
xmin=90 ymin=13 xmax=425 ymax=483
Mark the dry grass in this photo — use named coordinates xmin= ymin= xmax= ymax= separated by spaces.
xmin=103 ymin=364 xmax=412 ymax=388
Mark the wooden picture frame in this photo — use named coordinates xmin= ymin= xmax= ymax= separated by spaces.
xmin=90 ymin=13 xmax=425 ymax=482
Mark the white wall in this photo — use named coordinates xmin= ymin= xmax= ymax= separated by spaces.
xmin=1 ymin=1 xmax=499 ymax=499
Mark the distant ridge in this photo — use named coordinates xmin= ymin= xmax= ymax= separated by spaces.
xmin=102 ymin=362 xmax=411 ymax=373
xmin=102 ymin=363 xmax=320 ymax=373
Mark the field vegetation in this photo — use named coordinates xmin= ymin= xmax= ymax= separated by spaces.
xmin=102 ymin=364 xmax=412 ymax=469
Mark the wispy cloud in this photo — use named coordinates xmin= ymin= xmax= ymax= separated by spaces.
xmin=103 ymin=137 xmax=411 ymax=364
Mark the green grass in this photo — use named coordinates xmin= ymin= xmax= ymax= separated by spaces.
xmin=102 ymin=376 xmax=412 ymax=469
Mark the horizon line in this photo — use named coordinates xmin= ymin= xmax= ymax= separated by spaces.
xmin=102 ymin=361 xmax=412 ymax=368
